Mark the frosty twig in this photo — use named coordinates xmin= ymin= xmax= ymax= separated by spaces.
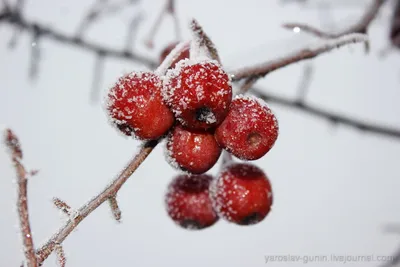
xmin=35 ymin=139 xmax=159 ymax=264
xmin=282 ymin=0 xmax=386 ymax=38
xmin=4 ymin=129 xmax=38 ymax=267
xmin=230 ymin=33 xmax=368 ymax=82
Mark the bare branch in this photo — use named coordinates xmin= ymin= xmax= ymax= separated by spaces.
xmin=230 ymin=33 xmax=368 ymax=82
xmin=295 ymin=63 xmax=314 ymax=101
xmin=35 ymin=139 xmax=159 ymax=264
xmin=90 ymin=51 xmax=105 ymax=104
xmin=125 ymin=13 xmax=144 ymax=52
xmin=0 ymin=9 xmax=158 ymax=69
xmin=4 ymin=129 xmax=38 ymax=267
xmin=250 ymin=87 xmax=400 ymax=140
xmin=108 ymin=196 xmax=122 ymax=222
xmin=29 ymin=27 xmax=41 ymax=80
xmin=53 ymin=198 xmax=72 ymax=216
xmin=76 ymin=0 xmax=136 ymax=37
xmin=282 ymin=0 xmax=386 ymax=38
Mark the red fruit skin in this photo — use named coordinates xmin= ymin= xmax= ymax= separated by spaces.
xmin=106 ymin=72 xmax=174 ymax=140
xmin=165 ymin=174 xmax=219 ymax=230
xmin=215 ymin=95 xmax=278 ymax=160
xmin=210 ymin=163 xmax=273 ymax=225
xmin=163 ymin=60 xmax=232 ymax=130
xmin=166 ymin=125 xmax=222 ymax=174
xmin=159 ymin=42 xmax=190 ymax=69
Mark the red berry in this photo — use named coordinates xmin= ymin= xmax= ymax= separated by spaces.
xmin=159 ymin=42 xmax=190 ymax=69
xmin=211 ymin=163 xmax=273 ymax=225
xmin=163 ymin=60 xmax=232 ymax=130
xmin=165 ymin=174 xmax=219 ymax=230
xmin=166 ymin=125 xmax=222 ymax=174
xmin=215 ymin=95 xmax=278 ymax=160
xmin=106 ymin=72 xmax=174 ymax=140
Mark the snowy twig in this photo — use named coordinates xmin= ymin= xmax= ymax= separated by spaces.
xmin=230 ymin=33 xmax=368 ymax=82
xmin=35 ymin=139 xmax=159 ymax=264
xmin=282 ymin=0 xmax=386 ymax=38
xmin=0 ymin=7 xmax=157 ymax=69
xmin=250 ymin=87 xmax=400 ymax=140
xmin=190 ymin=19 xmax=220 ymax=63
xmin=4 ymin=129 xmax=38 ymax=267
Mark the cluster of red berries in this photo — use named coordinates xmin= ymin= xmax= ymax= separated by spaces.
xmin=105 ymin=41 xmax=278 ymax=229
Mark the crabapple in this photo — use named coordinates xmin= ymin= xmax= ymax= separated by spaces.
xmin=215 ymin=95 xmax=278 ymax=160
xmin=106 ymin=72 xmax=174 ymax=140
xmin=165 ymin=174 xmax=219 ymax=230
xmin=166 ymin=125 xmax=221 ymax=174
xmin=210 ymin=163 xmax=273 ymax=225
xmin=163 ymin=60 xmax=232 ymax=130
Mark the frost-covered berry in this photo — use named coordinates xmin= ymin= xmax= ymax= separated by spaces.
xmin=215 ymin=95 xmax=278 ymax=160
xmin=210 ymin=163 xmax=273 ymax=225
xmin=159 ymin=42 xmax=190 ymax=69
xmin=106 ymin=72 xmax=174 ymax=140
xmin=163 ymin=60 xmax=232 ymax=130
xmin=165 ymin=174 xmax=219 ymax=230
xmin=166 ymin=124 xmax=221 ymax=174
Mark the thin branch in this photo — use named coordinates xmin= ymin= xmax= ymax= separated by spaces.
xmin=282 ymin=0 xmax=386 ymax=38
xmin=230 ymin=33 xmax=368 ymax=82
xmin=125 ymin=12 xmax=144 ymax=52
xmin=4 ymin=129 xmax=38 ymax=267
xmin=90 ymin=51 xmax=105 ymax=104
xmin=108 ymin=196 xmax=122 ymax=222
xmin=76 ymin=0 xmax=135 ymax=37
xmin=250 ymin=87 xmax=400 ymax=140
xmin=55 ymin=244 xmax=66 ymax=267
xmin=0 ymin=9 xmax=158 ymax=69
xmin=35 ymin=139 xmax=159 ymax=264
xmin=167 ymin=0 xmax=181 ymax=41
xmin=53 ymin=198 xmax=72 ymax=217
xmin=295 ymin=63 xmax=314 ymax=101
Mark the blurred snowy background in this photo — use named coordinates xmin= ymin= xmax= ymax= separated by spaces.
xmin=1 ymin=0 xmax=400 ymax=266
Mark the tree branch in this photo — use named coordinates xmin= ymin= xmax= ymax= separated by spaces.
xmin=4 ymin=129 xmax=38 ymax=267
xmin=250 ymin=87 xmax=400 ymax=140
xmin=282 ymin=0 xmax=386 ymax=38
xmin=0 ymin=8 xmax=158 ymax=69
xmin=230 ymin=33 xmax=368 ymax=82
xmin=35 ymin=139 xmax=159 ymax=264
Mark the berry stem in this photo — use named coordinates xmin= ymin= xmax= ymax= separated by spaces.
xmin=35 ymin=139 xmax=159 ymax=264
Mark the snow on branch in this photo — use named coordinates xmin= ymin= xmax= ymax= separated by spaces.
xmin=282 ymin=0 xmax=386 ymax=39
xmin=230 ymin=33 xmax=368 ymax=82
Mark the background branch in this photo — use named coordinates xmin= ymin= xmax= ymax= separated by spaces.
xmin=250 ymin=87 xmax=400 ymax=139
xmin=282 ymin=0 xmax=386 ymax=38
xmin=0 ymin=7 xmax=158 ymax=69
